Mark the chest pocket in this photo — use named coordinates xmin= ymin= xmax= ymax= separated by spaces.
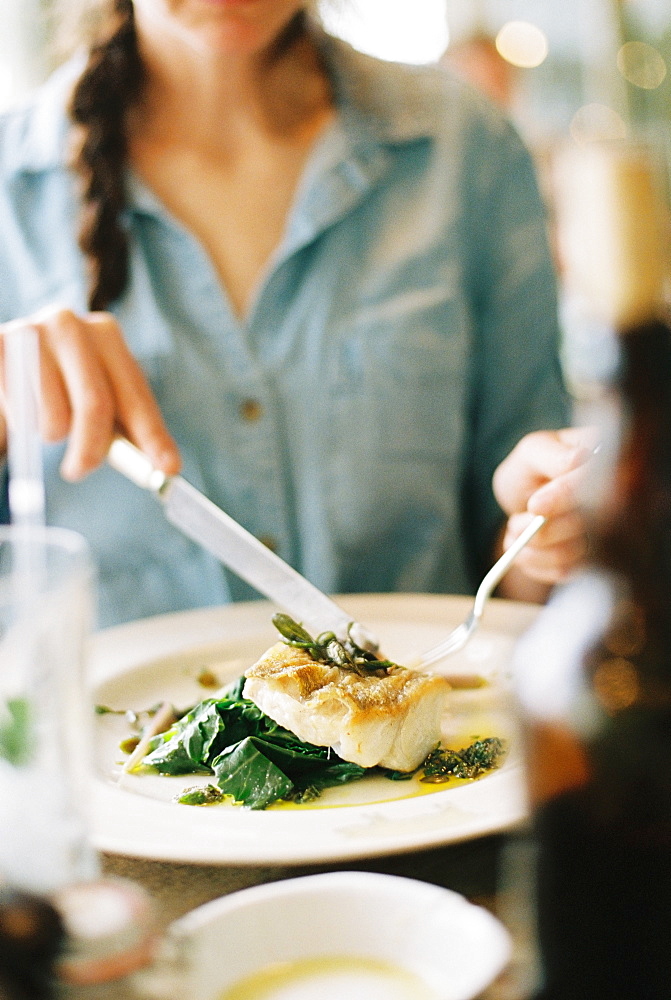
xmin=326 ymin=290 xmax=469 ymax=463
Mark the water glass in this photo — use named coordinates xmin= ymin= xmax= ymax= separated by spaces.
xmin=0 ymin=525 xmax=99 ymax=892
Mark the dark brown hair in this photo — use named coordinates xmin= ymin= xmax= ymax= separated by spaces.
xmin=68 ymin=0 xmax=143 ymax=311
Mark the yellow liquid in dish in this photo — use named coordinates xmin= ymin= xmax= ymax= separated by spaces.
xmin=219 ymin=955 xmax=437 ymax=1000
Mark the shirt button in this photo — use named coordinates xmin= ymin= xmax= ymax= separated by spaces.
xmin=239 ymin=399 xmax=264 ymax=422
xmin=258 ymin=535 xmax=279 ymax=553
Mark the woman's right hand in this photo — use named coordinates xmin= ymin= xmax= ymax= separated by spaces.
xmin=0 ymin=307 xmax=181 ymax=480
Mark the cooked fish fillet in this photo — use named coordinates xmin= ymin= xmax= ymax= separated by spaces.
xmin=243 ymin=643 xmax=450 ymax=771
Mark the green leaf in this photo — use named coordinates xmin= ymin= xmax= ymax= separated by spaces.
xmin=177 ymin=783 xmax=226 ymax=806
xmin=212 ymin=737 xmax=295 ymax=810
xmin=143 ymin=700 xmax=222 ymax=774
xmin=132 ymin=680 xmax=400 ymax=809
xmin=252 ymin=732 xmax=364 ymax=784
xmin=420 ymin=737 xmax=507 ymax=782
xmin=271 ymin=613 xmax=315 ymax=646
xmin=143 ymin=694 xmax=267 ymax=774
xmin=0 ymin=699 xmax=32 ymax=767
xmin=288 ymin=759 xmax=367 ymax=802
xmin=294 ymin=759 xmax=367 ymax=792
xmin=378 ymin=767 xmax=416 ymax=781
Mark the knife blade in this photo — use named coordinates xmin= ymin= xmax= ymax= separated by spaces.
xmin=107 ymin=437 xmax=378 ymax=650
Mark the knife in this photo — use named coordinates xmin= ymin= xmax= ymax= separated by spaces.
xmin=107 ymin=437 xmax=379 ymax=651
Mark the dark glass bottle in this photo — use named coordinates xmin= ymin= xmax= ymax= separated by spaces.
xmin=514 ymin=142 xmax=671 ymax=1000
xmin=0 ymin=885 xmax=64 ymax=1000
xmin=0 ymin=877 xmax=158 ymax=1000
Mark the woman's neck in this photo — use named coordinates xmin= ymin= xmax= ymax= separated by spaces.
xmin=123 ymin=12 xmax=335 ymax=319
xmin=129 ymin=15 xmax=332 ymax=155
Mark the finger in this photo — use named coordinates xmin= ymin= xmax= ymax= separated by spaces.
xmin=43 ymin=310 xmax=118 ymax=480
xmin=36 ymin=338 xmax=73 ymax=443
xmin=503 ymin=509 xmax=586 ymax=551
xmin=512 ymin=534 xmax=589 ymax=584
xmin=526 ymin=463 xmax=590 ymax=519
xmin=494 ymin=426 xmax=599 ymax=516
xmin=553 ymin=425 xmax=601 ymax=460
xmin=493 ymin=431 xmax=572 ymax=515
xmin=513 ymin=431 xmax=587 ymax=486
xmin=0 ymin=322 xmax=72 ymax=451
xmin=88 ymin=314 xmax=181 ymax=475
xmin=503 ymin=508 xmax=588 ymax=585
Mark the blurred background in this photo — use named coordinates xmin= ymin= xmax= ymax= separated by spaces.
xmin=3 ymin=0 xmax=669 ymax=143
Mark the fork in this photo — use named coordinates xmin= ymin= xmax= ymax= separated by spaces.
xmin=415 ymin=514 xmax=547 ymax=670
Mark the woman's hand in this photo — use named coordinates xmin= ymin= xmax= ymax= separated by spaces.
xmin=0 ymin=307 xmax=181 ymax=479
xmin=492 ymin=427 xmax=598 ymax=602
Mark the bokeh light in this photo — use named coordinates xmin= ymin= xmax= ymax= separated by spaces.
xmin=495 ymin=21 xmax=549 ymax=69
xmin=593 ymin=658 xmax=640 ymax=713
xmin=617 ymin=40 xmax=667 ymax=90
xmin=569 ymin=103 xmax=628 ymax=144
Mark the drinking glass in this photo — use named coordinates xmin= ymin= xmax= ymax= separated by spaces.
xmin=0 ymin=525 xmax=99 ymax=892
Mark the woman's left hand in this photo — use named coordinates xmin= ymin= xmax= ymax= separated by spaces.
xmin=492 ymin=427 xmax=598 ymax=600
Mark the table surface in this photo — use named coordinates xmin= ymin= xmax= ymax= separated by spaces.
xmin=103 ymin=829 xmax=537 ymax=1000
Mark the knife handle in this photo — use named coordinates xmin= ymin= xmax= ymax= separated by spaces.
xmin=107 ymin=437 xmax=169 ymax=494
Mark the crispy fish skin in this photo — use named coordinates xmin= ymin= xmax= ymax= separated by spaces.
xmin=242 ymin=642 xmax=450 ymax=771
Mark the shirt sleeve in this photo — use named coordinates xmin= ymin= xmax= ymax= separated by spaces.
xmin=460 ymin=111 xmax=571 ymax=580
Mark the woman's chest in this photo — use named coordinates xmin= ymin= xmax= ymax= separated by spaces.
xmin=129 ymin=115 xmax=335 ymax=320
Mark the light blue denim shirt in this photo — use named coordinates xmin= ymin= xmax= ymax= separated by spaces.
xmin=0 ymin=36 xmax=569 ymax=628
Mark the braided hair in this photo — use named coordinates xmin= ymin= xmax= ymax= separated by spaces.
xmin=68 ymin=0 xmax=143 ymax=311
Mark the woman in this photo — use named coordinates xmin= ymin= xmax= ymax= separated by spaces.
xmin=0 ymin=0 xmax=587 ymax=627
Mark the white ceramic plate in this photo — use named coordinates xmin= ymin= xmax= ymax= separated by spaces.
xmin=89 ymin=594 xmax=537 ymax=865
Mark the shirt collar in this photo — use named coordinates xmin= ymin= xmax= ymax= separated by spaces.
xmin=275 ymin=32 xmax=445 ymax=259
xmin=8 ymin=31 xmax=445 ymax=176
xmin=318 ymin=31 xmax=447 ymax=147
xmin=2 ymin=54 xmax=84 ymax=175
